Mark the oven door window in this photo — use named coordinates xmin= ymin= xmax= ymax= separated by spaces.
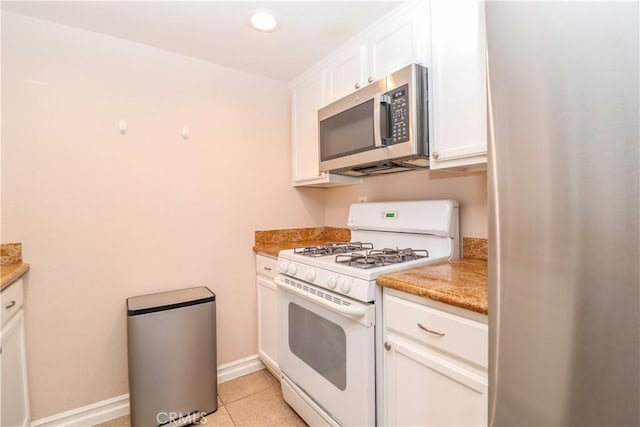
xmin=287 ymin=302 xmax=347 ymax=390
xmin=320 ymin=99 xmax=375 ymax=161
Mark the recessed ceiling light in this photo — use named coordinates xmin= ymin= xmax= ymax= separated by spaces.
xmin=250 ymin=10 xmax=278 ymax=32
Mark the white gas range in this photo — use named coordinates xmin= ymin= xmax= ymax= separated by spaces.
xmin=276 ymin=200 xmax=460 ymax=426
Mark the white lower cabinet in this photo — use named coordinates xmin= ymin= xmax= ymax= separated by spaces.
xmin=383 ymin=288 xmax=488 ymax=426
xmin=1 ymin=279 xmax=30 ymax=427
xmin=256 ymin=255 xmax=280 ymax=377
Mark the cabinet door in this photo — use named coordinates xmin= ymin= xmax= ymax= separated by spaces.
xmin=369 ymin=1 xmax=429 ymax=80
xmin=325 ymin=44 xmax=367 ymax=103
xmin=1 ymin=310 xmax=30 ymax=427
xmin=430 ymin=0 xmax=487 ymax=168
xmin=291 ymin=74 xmax=325 ymax=183
xmin=257 ymin=276 xmax=279 ymax=376
xmin=384 ymin=333 xmax=487 ymax=426
xmin=291 ymin=72 xmax=362 ymax=187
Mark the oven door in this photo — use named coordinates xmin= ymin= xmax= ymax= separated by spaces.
xmin=275 ymin=275 xmax=375 ymax=427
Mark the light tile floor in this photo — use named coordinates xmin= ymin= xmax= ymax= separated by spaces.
xmin=96 ymin=369 xmax=306 ymax=427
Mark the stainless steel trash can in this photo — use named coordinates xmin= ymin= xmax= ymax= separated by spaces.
xmin=127 ymin=287 xmax=217 ymax=427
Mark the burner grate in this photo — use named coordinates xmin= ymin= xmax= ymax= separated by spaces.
xmin=335 ymin=248 xmax=429 ymax=269
xmin=293 ymin=241 xmax=374 ymax=257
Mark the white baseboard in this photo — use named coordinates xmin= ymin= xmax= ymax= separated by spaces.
xmin=30 ymin=355 xmax=265 ymax=427
xmin=217 ymin=354 xmax=265 ymax=384
xmin=30 ymin=394 xmax=129 ymax=427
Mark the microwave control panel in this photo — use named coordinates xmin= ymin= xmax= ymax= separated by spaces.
xmin=388 ymin=84 xmax=410 ymax=144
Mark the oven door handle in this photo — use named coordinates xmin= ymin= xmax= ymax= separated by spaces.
xmin=274 ymin=276 xmax=368 ymax=319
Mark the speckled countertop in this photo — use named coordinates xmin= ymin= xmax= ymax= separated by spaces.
xmin=253 ymin=227 xmax=351 ymax=257
xmin=1 ymin=243 xmax=30 ymax=290
xmin=377 ymin=238 xmax=488 ymax=314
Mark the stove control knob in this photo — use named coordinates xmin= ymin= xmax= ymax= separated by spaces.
xmin=305 ymin=270 xmax=316 ymax=282
xmin=339 ymin=278 xmax=351 ymax=294
xmin=279 ymin=261 xmax=288 ymax=273
xmin=278 ymin=261 xmax=289 ymax=273
xmin=287 ymin=263 xmax=298 ymax=275
xmin=327 ymin=276 xmax=337 ymax=289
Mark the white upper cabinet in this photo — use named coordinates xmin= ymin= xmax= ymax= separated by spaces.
xmin=291 ymin=74 xmax=325 ymax=184
xmin=327 ymin=0 xmax=428 ymax=104
xmin=369 ymin=0 xmax=429 ymax=81
xmin=429 ymin=0 xmax=488 ymax=169
xmin=290 ymin=0 xmax=428 ymax=187
xmin=290 ymin=72 xmax=361 ymax=187
xmin=326 ymin=44 xmax=368 ymax=103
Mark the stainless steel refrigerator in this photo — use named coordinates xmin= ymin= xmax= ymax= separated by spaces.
xmin=486 ymin=2 xmax=639 ymax=426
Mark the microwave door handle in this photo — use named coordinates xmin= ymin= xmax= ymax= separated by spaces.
xmin=373 ymin=93 xmax=383 ymax=147
xmin=374 ymin=93 xmax=392 ymax=147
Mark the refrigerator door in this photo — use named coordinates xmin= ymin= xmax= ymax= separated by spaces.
xmin=487 ymin=2 xmax=639 ymax=426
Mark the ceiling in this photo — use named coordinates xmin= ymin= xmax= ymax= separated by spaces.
xmin=1 ymin=1 xmax=402 ymax=81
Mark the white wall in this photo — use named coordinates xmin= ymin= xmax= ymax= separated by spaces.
xmin=324 ymin=170 xmax=488 ymax=238
xmin=1 ymin=12 xmax=326 ymax=420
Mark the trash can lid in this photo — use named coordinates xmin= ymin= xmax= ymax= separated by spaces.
xmin=127 ymin=286 xmax=215 ymax=316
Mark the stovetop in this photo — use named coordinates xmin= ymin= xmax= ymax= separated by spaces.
xmin=278 ymin=243 xmax=445 ymax=302
xmin=293 ymin=242 xmax=430 ymax=269
xmin=279 ymin=242 xmax=446 ymax=279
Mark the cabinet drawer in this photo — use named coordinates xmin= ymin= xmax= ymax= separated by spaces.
xmin=384 ymin=292 xmax=487 ymax=368
xmin=1 ymin=278 xmax=24 ymax=327
xmin=256 ymin=255 xmax=278 ymax=279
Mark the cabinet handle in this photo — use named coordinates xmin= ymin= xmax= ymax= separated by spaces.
xmin=384 ymin=342 xmax=391 ymax=351
xmin=432 ymin=152 xmax=440 ymax=160
xmin=5 ymin=300 xmax=16 ymax=309
xmin=417 ymin=323 xmax=445 ymax=337
xmin=368 ymin=76 xmax=373 ymax=83
xmin=354 ymin=82 xmax=360 ymax=89
xmin=263 ymin=266 xmax=272 ymax=271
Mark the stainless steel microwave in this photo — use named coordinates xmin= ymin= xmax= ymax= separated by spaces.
xmin=318 ymin=64 xmax=429 ymax=176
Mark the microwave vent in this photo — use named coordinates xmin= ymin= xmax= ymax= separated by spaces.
xmin=333 ymin=158 xmax=428 ymax=177
xmin=398 ymin=158 xmax=430 ymax=168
